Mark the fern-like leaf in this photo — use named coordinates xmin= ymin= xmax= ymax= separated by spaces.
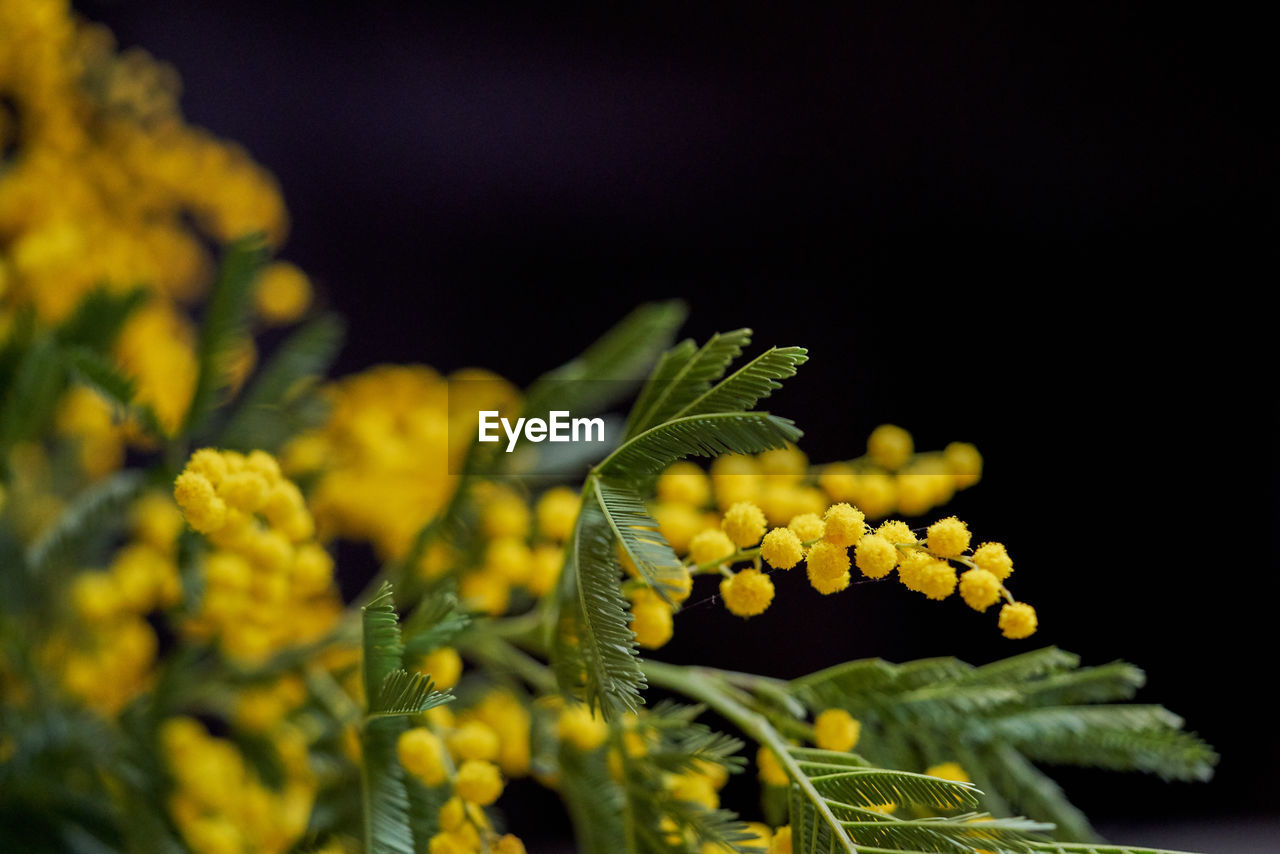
xmin=25 ymin=470 xmax=145 ymax=574
xmin=557 ymin=494 xmax=645 ymax=719
xmin=62 ymin=346 xmax=165 ymax=438
xmin=596 ymin=411 xmax=801 ymax=479
xmin=624 ymin=328 xmax=752 ymax=438
xmin=521 ymin=300 xmax=687 ymax=423
xmin=182 ymin=234 xmax=269 ymax=436
xmin=591 ymin=477 xmax=687 ymax=604
xmin=669 ymin=345 xmax=808 ymax=420
xmin=369 ymin=670 xmax=452 ymax=719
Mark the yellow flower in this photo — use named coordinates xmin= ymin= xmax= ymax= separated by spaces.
xmin=417 ymin=647 xmax=463 ymax=691
xmin=822 ymin=503 xmax=865 ymax=548
xmin=944 ymin=442 xmax=983 ymax=488
xmin=447 ymin=721 xmax=501 ymax=763
xmin=757 ymin=746 xmax=789 ymax=786
xmin=787 ymin=512 xmax=825 ymax=544
xmin=926 ymin=516 xmax=970 ymax=558
xmin=875 ymin=519 xmax=917 ymax=545
xmin=818 ymin=462 xmax=859 ymax=502
xmin=813 ymin=709 xmax=861 ymax=752
xmin=254 ymin=261 xmax=312 ymax=325
xmin=998 ymin=602 xmax=1038 ymax=639
xmin=397 ymin=728 xmax=448 ymax=785
xmin=173 ymin=471 xmax=228 ymax=534
xmin=669 ymin=773 xmax=718 ymax=810
xmin=557 ymin=704 xmax=608 ymax=751
xmin=535 ymin=486 xmax=578 ymax=542
xmin=972 ymin=542 xmax=1013 ymax=580
xmin=720 ymin=568 xmax=774 ymax=617
xmin=455 ymin=759 xmax=504 ymax=805
xmin=926 ymin=761 xmax=970 ymax=783
xmin=494 ymin=835 xmax=527 ymax=854
xmin=485 ymin=537 xmax=533 ymax=585
xmin=630 ymin=590 xmax=675 ymax=649
xmin=769 ymin=825 xmax=793 ymax=854
xmin=867 ymin=424 xmax=913 ymax=470
xmin=959 ymin=569 xmax=1002 ymax=611
xmin=722 ymin=501 xmax=767 ymax=548
xmin=760 ymin=527 xmax=804 ymax=570
xmin=652 ymin=502 xmax=703 ymax=555
xmin=689 ymin=528 xmax=736 ymax=567
xmin=657 ymin=461 xmax=711 ymax=507
xmin=853 ymin=534 xmax=897 ymax=579
xmin=918 ymin=559 xmax=958 ymax=601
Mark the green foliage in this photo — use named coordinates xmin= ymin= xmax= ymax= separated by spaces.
xmin=182 ymin=234 xmax=269 ymax=436
xmin=522 ymin=300 xmax=688 ymax=425
xmin=402 ymin=589 xmax=471 ymax=660
xmin=217 ymin=312 xmax=344 ymax=451
xmin=553 ymin=493 xmax=646 ymax=718
xmin=369 ymin=669 xmax=452 ymax=719
xmin=592 ymin=476 xmax=687 ymax=604
xmin=54 ymin=286 xmax=149 ymax=354
xmin=597 ymin=411 xmax=801 ymax=480
xmin=359 ymin=581 xmax=455 ymax=854
xmin=625 ymin=327 xmax=752 ymax=437
xmin=789 ymin=648 xmax=1217 ymax=842
xmin=62 ymin=345 xmax=165 ymax=438
xmin=24 ymin=469 xmax=145 ymax=574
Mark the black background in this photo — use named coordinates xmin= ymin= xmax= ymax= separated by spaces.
xmin=77 ymin=0 xmax=1276 ymax=845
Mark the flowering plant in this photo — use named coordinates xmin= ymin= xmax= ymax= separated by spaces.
xmin=1 ymin=5 xmax=1215 ymax=854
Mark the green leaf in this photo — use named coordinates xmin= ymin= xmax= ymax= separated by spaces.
xmin=624 ymin=328 xmax=752 ymax=438
xmin=55 ymin=286 xmax=149 ymax=353
xmin=0 ymin=334 xmax=65 ymax=452
xmin=368 ymin=670 xmax=453 ymax=719
xmin=182 ymin=234 xmax=269 ymax=435
xmin=218 ymin=312 xmax=344 ymax=450
xmin=596 ymin=411 xmax=801 ymax=480
xmin=554 ymin=491 xmax=645 ymax=719
xmin=25 ymin=470 xmax=145 ymax=574
xmin=62 ymin=347 xmax=165 ymax=438
xmin=402 ymin=590 xmax=471 ymax=660
xmin=1031 ymin=845 xmax=1202 ymax=854
xmin=522 ymin=300 xmax=687 ymax=422
xmin=360 ymin=581 xmax=416 ymax=854
xmin=669 ymin=345 xmax=808 ymax=420
xmin=362 ymin=581 xmax=406 ymax=703
xmin=591 ymin=477 xmax=687 ymax=605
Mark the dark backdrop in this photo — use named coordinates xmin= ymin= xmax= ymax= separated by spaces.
xmin=77 ymin=0 xmax=1276 ymax=844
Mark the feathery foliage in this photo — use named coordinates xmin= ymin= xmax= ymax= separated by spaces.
xmin=789 ymin=648 xmax=1216 ymax=841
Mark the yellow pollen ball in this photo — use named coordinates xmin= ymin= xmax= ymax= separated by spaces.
xmin=173 ymin=471 xmax=228 ymax=534
xmin=447 ymin=721 xmax=501 ymax=762
xmin=787 ymin=513 xmax=826 ymax=544
xmin=397 ymin=728 xmax=447 ymax=785
xmin=254 ymin=261 xmax=312 ymax=325
xmin=689 ymin=529 xmax=736 ymax=567
xmin=721 ymin=501 xmax=767 ymax=548
xmin=760 ymin=528 xmax=804 ymax=569
xmin=972 ymin=542 xmax=1013 ymax=580
xmin=876 ymin=520 xmax=917 ymax=545
xmin=853 ymin=534 xmax=897 ymax=579
xmin=719 ymin=568 xmax=774 ymax=618
xmin=822 ymin=503 xmax=865 ymax=547
xmin=757 ymin=746 xmax=789 ymax=786
xmin=804 ymin=541 xmax=849 ymax=580
xmin=813 ymin=709 xmax=861 ymax=752
xmin=944 ymin=442 xmax=983 ymax=488
xmin=630 ymin=595 xmax=675 ymax=649
xmin=959 ymin=568 xmax=1002 ymax=611
xmin=868 ymin=424 xmax=913 ymax=470
xmin=557 ymin=704 xmax=608 ymax=751
xmin=535 ymin=487 xmax=578 ymax=542
xmin=918 ymin=559 xmax=958 ymax=600
xmin=657 ymin=461 xmax=712 ymax=507
xmin=999 ymin=602 xmax=1038 ymax=639
xmin=926 ymin=516 xmax=971 ymax=558
xmin=455 ymin=759 xmax=504 ymax=805
xmin=770 ymin=826 xmax=793 ymax=854
xmin=417 ymin=647 xmax=463 ymax=691
xmin=926 ymin=762 xmax=970 ymax=783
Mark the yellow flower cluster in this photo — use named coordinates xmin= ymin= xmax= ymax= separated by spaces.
xmin=162 ymin=716 xmax=315 ymax=854
xmin=51 ymin=489 xmax=186 ymax=715
xmin=395 ymin=690 xmax=533 ymax=853
xmin=0 ymin=0 xmax=309 ymax=434
xmin=281 ymin=366 xmax=517 ymax=562
xmin=174 ymin=448 xmax=342 ymax=662
xmin=657 ymin=455 xmax=1035 ymax=637
xmin=453 ymin=482 xmax=573 ymax=616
